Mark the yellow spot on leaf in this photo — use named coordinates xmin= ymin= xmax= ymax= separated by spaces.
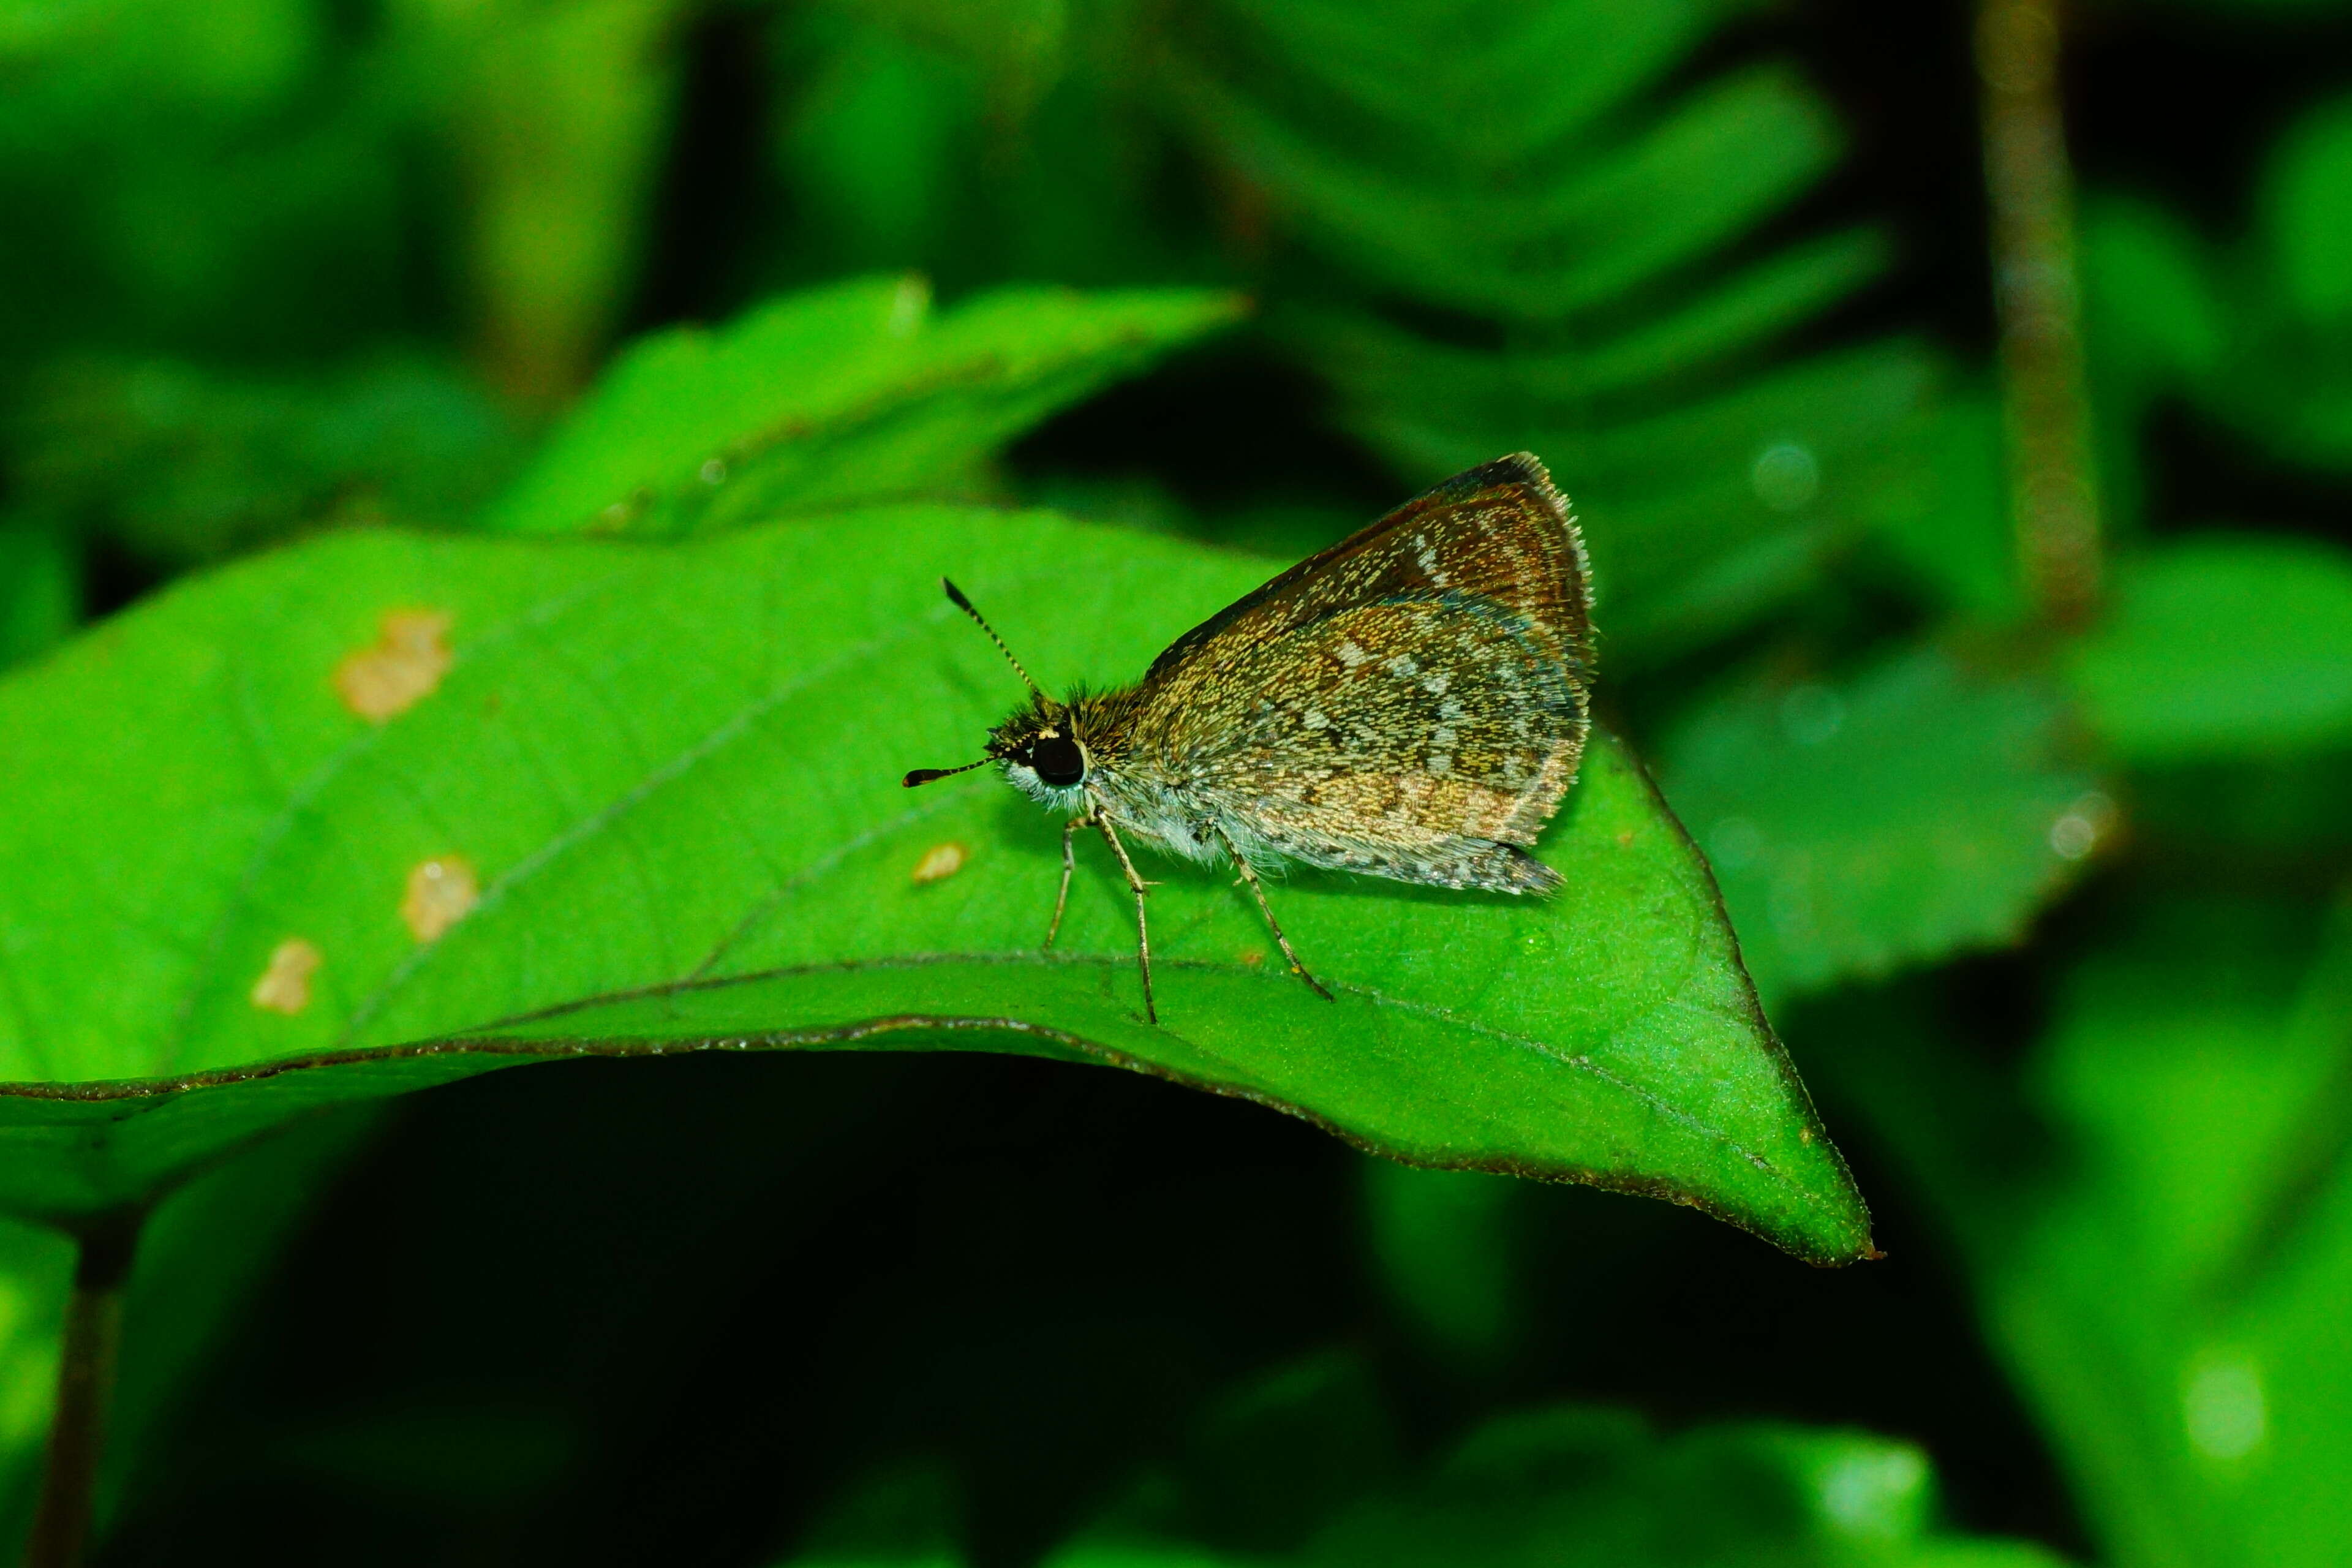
xmin=402 ymin=855 xmax=480 ymax=941
xmin=335 ymin=609 xmax=454 ymax=722
xmin=250 ymin=938 xmax=322 ymax=1015
xmin=911 ymin=842 xmax=968 ymax=884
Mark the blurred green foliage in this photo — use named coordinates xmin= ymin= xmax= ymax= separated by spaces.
xmin=1661 ymin=646 xmax=2101 ymax=1006
xmin=2085 ymin=88 xmax=2352 ymax=516
xmin=1811 ymin=894 xmax=2352 ymax=1568
xmin=0 ymin=522 xmax=75 ymax=668
xmin=776 ymin=1352 xmax=2068 ymax=1568
xmin=2067 ymin=537 xmax=2352 ymax=761
xmin=1166 ymin=0 xmax=1956 ymax=656
xmin=9 ymin=354 xmax=524 ymax=565
xmin=2 ymin=0 xmax=2351 ymax=1563
xmin=481 ymin=276 xmax=1246 ymax=534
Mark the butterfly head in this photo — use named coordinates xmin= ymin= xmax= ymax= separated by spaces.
xmin=986 ymin=701 xmax=1093 ymax=807
xmin=902 ymin=578 xmax=1098 ymax=802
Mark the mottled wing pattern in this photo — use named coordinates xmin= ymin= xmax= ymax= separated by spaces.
xmin=1130 ymin=453 xmax=1594 ymax=892
xmin=1142 ymin=454 xmax=1588 ymax=685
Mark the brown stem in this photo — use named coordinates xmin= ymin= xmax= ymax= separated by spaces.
xmin=1977 ymin=0 xmax=2103 ymax=627
xmin=23 ymin=1213 xmax=142 ymax=1568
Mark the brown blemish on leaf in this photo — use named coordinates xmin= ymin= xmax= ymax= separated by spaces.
xmin=250 ymin=938 xmax=322 ymax=1014
xmin=335 ymin=609 xmax=454 ymax=722
xmin=401 ymin=855 xmax=480 ymax=941
xmin=1240 ymin=951 xmax=1265 ymax=968
xmin=911 ymin=842 xmax=968 ymax=884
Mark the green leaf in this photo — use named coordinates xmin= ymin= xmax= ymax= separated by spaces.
xmin=1300 ymin=1407 xmax=2069 ymax=1568
xmin=478 ymin=276 xmax=1248 ymax=538
xmin=0 ymin=1106 xmax=376 ymax=1555
xmin=778 ymin=21 xmax=979 ymax=275
xmin=1815 ymin=895 xmax=2352 ymax=1568
xmin=1362 ymin=1162 xmax=1520 ymax=1371
xmin=0 ymin=0 xmax=417 ymax=361
xmin=1847 ymin=388 xmax=2022 ymax=622
xmin=2263 ymin=91 xmax=2352 ymax=330
xmin=1178 ymin=1349 xmax=1401 ymax=1555
xmin=2082 ymin=197 xmax=2229 ymax=389
xmin=0 ymin=505 xmax=1868 ymax=1263
xmin=7 ymin=353 xmax=524 ymax=565
xmin=1166 ymin=0 xmax=1918 ymax=655
xmin=392 ymin=0 xmax=688 ymax=402
xmin=1183 ymin=55 xmax=1841 ymax=322
xmin=2125 ymin=749 xmax=2352 ymax=854
xmin=1660 ymin=644 xmax=2103 ymax=1005
xmin=2080 ymin=197 xmax=2231 ymax=534
xmin=2068 ymin=535 xmax=2352 ymax=762
xmin=780 ymin=1353 xmax=2065 ymax=1568
xmin=0 ymin=1220 xmax=70 ymax=1543
xmin=1287 ymin=230 xmax=1891 ymax=418
xmin=2097 ymin=95 xmax=2352 ymax=478
xmin=0 ymin=519 xmax=77 ymax=670
xmin=1174 ymin=0 xmax=1725 ymax=208
xmin=1313 ymin=334 xmax=1944 ymax=656
xmin=777 ymin=1457 xmax=963 ymax=1568
xmin=1041 ymin=1373 xmax=2070 ymax=1568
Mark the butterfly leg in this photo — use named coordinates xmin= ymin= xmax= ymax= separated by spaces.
xmin=1213 ymin=827 xmax=1335 ymax=1002
xmin=1044 ymin=812 xmax=1082 ymax=949
xmin=1091 ymin=811 xmax=1158 ymax=1024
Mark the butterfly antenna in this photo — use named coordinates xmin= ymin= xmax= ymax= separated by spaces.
xmin=941 ymin=578 xmax=1042 ymax=699
xmin=903 ymin=758 xmax=990 ymax=789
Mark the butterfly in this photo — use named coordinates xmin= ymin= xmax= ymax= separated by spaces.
xmin=905 ymin=452 xmax=1595 ymax=1023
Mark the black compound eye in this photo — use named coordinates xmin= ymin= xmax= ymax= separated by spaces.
xmin=1030 ymin=733 xmax=1086 ymax=787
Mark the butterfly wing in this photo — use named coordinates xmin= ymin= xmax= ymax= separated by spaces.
xmin=1144 ymin=453 xmax=1589 ymax=685
xmin=1131 ymin=453 xmax=1594 ymax=892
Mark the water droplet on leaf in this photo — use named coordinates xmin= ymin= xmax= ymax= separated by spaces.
xmin=1751 ymin=442 xmax=1821 ymax=511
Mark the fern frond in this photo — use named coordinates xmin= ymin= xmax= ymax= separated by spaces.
xmin=1167 ymin=0 xmax=1950 ymax=656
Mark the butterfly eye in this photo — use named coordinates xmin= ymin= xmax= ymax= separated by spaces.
xmin=1030 ymin=734 xmax=1086 ymax=787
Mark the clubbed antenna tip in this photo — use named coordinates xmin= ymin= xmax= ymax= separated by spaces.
xmin=939 ymin=576 xmax=1041 ymax=698
xmin=903 ymin=761 xmax=987 ymax=788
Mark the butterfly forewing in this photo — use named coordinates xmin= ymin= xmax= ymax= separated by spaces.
xmin=1130 ymin=453 xmax=1593 ymax=892
xmin=1143 ymin=454 xmax=1590 ymax=687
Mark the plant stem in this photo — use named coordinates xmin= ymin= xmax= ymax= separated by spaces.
xmin=1977 ymin=0 xmax=2103 ymax=627
xmin=24 ymin=1213 xmax=142 ymax=1568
